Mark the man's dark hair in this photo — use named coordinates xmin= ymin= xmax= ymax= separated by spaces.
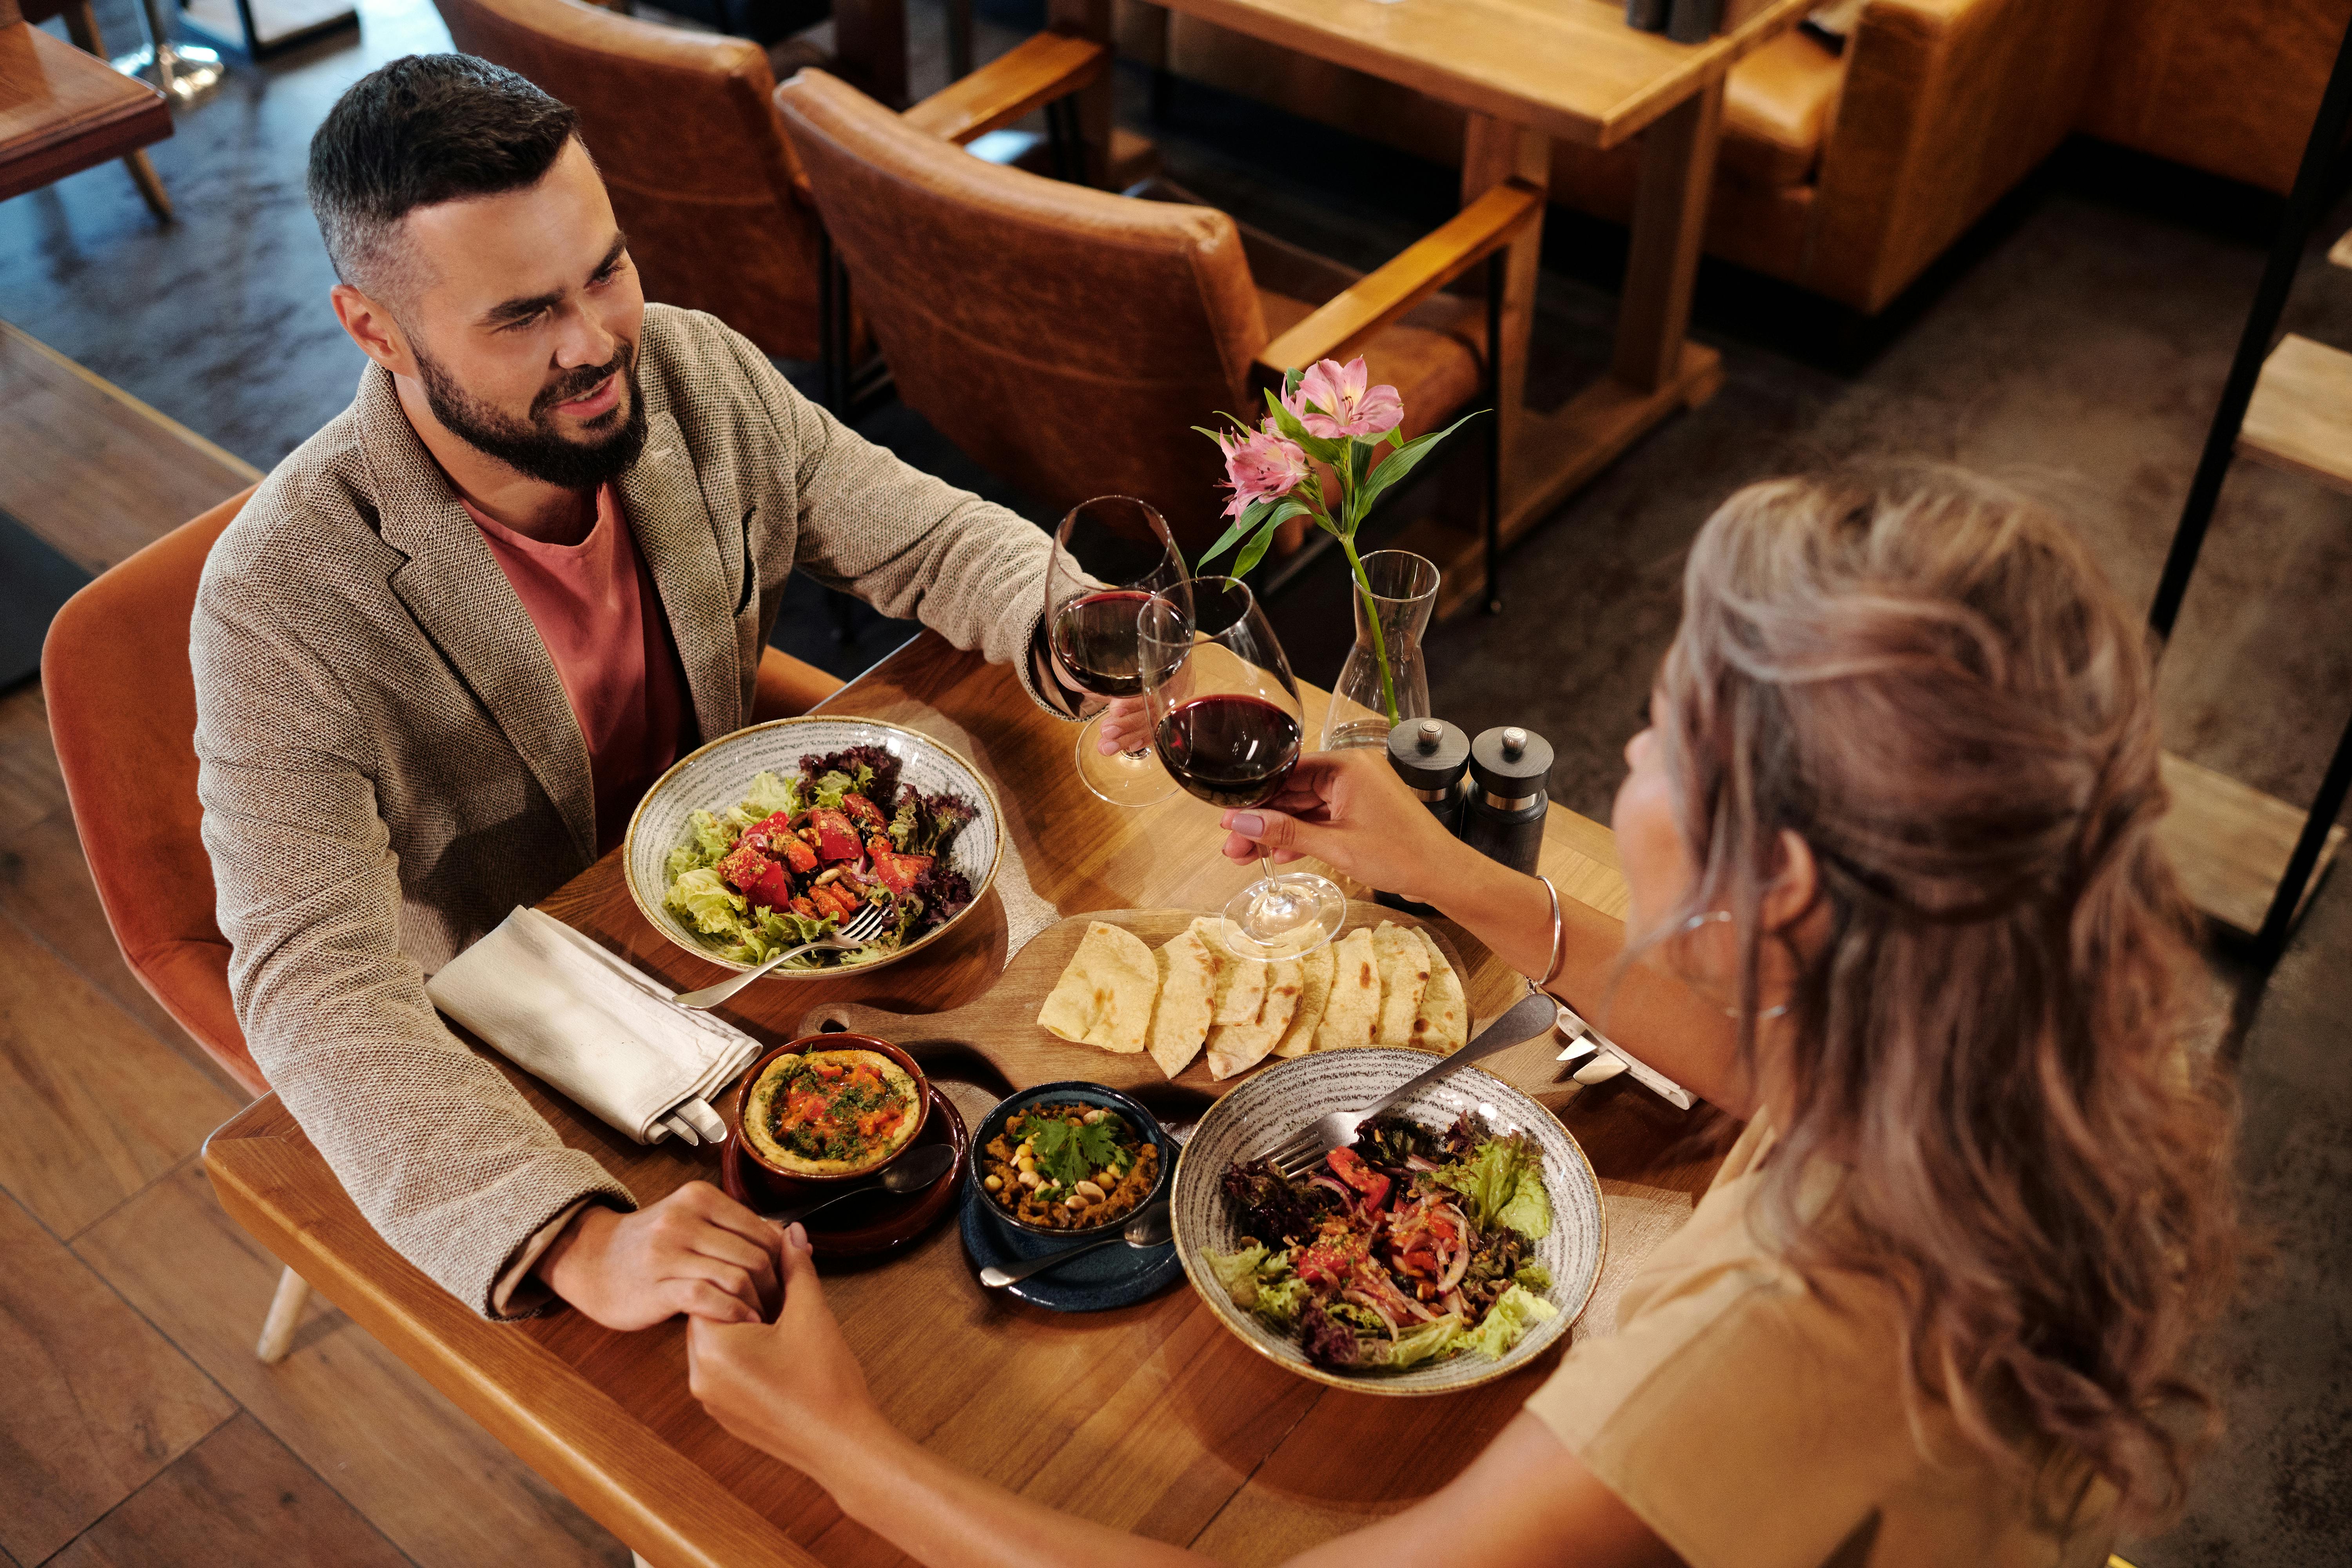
xmin=307 ymin=53 xmax=580 ymax=298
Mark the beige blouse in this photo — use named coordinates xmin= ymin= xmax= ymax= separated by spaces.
xmin=1524 ymin=1114 xmax=2116 ymax=1568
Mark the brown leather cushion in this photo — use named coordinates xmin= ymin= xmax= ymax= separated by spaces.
xmin=1252 ymin=289 xmax=1483 ymax=442
xmin=43 ymin=488 xmax=266 ymax=1096
xmin=1721 ymin=30 xmax=1847 ymax=187
xmin=1168 ymin=189 xmax=1486 ymax=439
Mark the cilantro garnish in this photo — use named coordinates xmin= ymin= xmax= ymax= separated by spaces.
xmin=1028 ymin=1114 xmax=1123 ymax=1188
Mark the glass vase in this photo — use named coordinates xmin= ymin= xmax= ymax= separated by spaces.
xmin=1321 ymin=549 xmax=1439 ymax=752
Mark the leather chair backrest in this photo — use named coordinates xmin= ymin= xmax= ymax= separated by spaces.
xmin=434 ymin=0 xmax=826 ymax=362
xmin=44 ymin=488 xmax=265 ymax=1096
xmin=773 ymin=69 xmax=1266 ymax=549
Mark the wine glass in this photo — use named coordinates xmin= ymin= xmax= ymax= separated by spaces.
xmin=1137 ymin=577 xmax=1347 ymax=962
xmin=1045 ymin=496 xmax=1191 ymax=806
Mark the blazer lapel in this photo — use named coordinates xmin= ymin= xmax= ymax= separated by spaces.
xmin=619 ymin=380 xmax=744 ymax=746
xmin=357 ymin=367 xmax=599 ymax=866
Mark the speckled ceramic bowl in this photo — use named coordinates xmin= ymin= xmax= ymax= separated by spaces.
xmin=1170 ymin=1049 xmax=1604 ymax=1396
xmin=622 ymin=716 xmax=1004 ymax=976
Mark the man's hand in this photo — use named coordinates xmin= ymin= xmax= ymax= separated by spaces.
xmin=688 ymin=1223 xmax=889 ymax=1476
xmin=537 ymin=1182 xmax=784 ymax=1330
xmin=1216 ymin=747 xmax=1467 ymax=896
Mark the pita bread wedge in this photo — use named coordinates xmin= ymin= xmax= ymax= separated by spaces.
xmin=1408 ymin=927 xmax=1468 ymax=1054
xmin=1146 ymin=926 xmax=1217 ymax=1079
xmin=1194 ymin=916 xmax=1266 ymax=1026
xmin=1271 ymin=944 xmax=1336 ymax=1058
xmin=1035 ymin=920 xmax=1157 ymax=1053
xmin=1372 ymin=922 xmax=1431 ymax=1047
xmin=1207 ymin=957 xmax=1302 ymax=1079
xmin=1314 ymin=926 xmax=1380 ymax=1051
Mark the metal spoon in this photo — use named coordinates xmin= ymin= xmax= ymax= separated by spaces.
xmin=980 ymin=1200 xmax=1173 ymax=1289
xmin=761 ymin=1142 xmax=957 ymax=1227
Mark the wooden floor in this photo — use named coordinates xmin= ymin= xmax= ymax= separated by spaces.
xmin=0 ymin=320 xmax=630 ymax=1567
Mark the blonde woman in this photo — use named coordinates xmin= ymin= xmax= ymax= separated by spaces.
xmin=688 ymin=469 xmax=2240 ymax=1567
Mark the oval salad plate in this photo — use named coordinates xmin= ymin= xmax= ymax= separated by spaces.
xmin=1169 ymin=1049 xmax=1604 ymax=1396
xmin=621 ymin=715 xmax=1005 ymax=976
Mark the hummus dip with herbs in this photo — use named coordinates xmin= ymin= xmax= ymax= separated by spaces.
xmin=742 ymin=1049 xmax=921 ymax=1176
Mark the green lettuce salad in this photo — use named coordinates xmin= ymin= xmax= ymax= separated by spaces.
xmin=661 ymin=746 xmax=976 ymax=970
xmin=1211 ymin=1114 xmax=1561 ymax=1372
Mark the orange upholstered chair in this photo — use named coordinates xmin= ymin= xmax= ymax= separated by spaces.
xmin=45 ymin=488 xmax=835 ymax=1356
xmin=41 ymin=487 xmax=321 ymax=1362
xmin=45 ymin=489 xmax=258 ymax=1091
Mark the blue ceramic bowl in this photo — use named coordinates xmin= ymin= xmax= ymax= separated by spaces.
xmin=967 ymin=1081 xmax=1172 ymax=1240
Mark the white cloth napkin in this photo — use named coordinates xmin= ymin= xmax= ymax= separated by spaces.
xmin=428 ymin=906 xmax=762 ymax=1146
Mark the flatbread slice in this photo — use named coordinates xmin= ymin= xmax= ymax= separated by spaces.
xmin=1146 ymin=926 xmax=1217 ymax=1079
xmin=1208 ymin=957 xmax=1302 ymax=1079
xmin=1271 ymin=944 xmax=1336 ymax=1058
xmin=1372 ymin=922 xmax=1431 ymax=1047
xmin=1036 ymin=920 xmax=1157 ymax=1053
xmin=1314 ymin=926 xmax=1380 ymax=1052
xmin=1408 ymin=927 xmax=1468 ymax=1054
xmin=1194 ymin=916 xmax=1267 ymax=1026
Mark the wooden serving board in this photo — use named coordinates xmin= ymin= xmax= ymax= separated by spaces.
xmin=791 ymin=903 xmax=1476 ymax=1100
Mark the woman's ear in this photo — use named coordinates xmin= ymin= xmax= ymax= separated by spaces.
xmin=1762 ymin=829 xmax=1819 ymax=935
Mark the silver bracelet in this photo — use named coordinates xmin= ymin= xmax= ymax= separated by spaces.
xmin=1537 ymin=874 xmax=1564 ymax=988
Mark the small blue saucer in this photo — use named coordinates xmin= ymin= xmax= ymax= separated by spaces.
xmin=958 ymin=1179 xmax=1182 ymax=1312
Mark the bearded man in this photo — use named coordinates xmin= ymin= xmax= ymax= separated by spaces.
xmin=192 ymin=53 xmax=1078 ymax=1327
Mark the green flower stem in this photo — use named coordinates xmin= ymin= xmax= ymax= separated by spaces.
xmin=1338 ymin=531 xmax=1400 ymax=727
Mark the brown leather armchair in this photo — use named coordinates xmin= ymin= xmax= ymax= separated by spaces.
xmin=773 ymin=65 xmax=1540 ymax=554
xmin=1119 ymin=0 xmax=2110 ymax=316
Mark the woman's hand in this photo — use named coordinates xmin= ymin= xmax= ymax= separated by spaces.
xmin=537 ymin=1183 xmax=784 ymax=1330
xmin=688 ymin=1223 xmax=889 ymax=1475
xmin=1216 ymin=748 xmax=1468 ymax=897
xmin=1097 ymin=696 xmax=1149 ymax=754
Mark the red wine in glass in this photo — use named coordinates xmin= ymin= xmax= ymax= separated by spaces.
xmin=1153 ymin=694 xmax=1303 ymax=809
xmin=1137 ymin=577 xmax=1345 ymax=961
xmin=1046 ymin=497 xmax=1189 ymax=806
xmin=1050 ymin=588 xmax=1153 ymax=700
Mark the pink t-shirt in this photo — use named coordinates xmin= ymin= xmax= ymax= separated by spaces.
xmin=462 ymin=483 xmax=688 ymax=855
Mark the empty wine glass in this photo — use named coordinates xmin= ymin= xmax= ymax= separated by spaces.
xmin=1137 ymin=577 xmax=1346 ymax=961
xmin=1045 ymin=496 xmax=1191 ymax=806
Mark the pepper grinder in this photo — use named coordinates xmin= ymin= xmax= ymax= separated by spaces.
xmin=1376 ymin=719 xmax=1472 ymax=915
xmin=1459 ymin=725 xmax=1553 ymax=877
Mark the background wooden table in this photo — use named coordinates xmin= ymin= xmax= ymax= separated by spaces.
xmin=205 ymin=632 xmax=1720 ymax=1568
xmin=1054 ymin=0 xmax=1807 ymax=614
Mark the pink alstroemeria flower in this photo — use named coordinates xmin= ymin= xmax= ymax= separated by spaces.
xmin=1283 ymin=356 xmax=1405 ymax=439
xmin=1213 ymin=417 xmax=1309 ymax=519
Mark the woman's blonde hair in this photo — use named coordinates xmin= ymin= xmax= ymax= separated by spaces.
xmin=1652 ymin=467 xmax=2238 ymax=1530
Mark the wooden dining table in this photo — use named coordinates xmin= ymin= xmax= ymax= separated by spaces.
xmin=1047 ymin=0 xmax=1807 ymax=615
xmin=203 ymin=632 xmax=1725 ymax=1568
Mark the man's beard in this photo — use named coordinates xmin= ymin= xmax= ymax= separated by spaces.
xmin=414 ymin=336 xmax=648 ymax=490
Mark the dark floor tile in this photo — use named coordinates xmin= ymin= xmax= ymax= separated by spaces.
xmin=45 ymin=1412 xmax=412 ymax=1568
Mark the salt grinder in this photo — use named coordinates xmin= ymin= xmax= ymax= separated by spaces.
xmin=1460 ymin=724 xmax=1552 ymax=876
xmin=1377 ymin=719 xmax=1472 ymax=915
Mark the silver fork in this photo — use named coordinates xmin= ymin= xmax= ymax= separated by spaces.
xmin=671 ymin=899 xmax=893 ymax=1010
xmin=1261 ymin=990 xmax=1562 ymax=1179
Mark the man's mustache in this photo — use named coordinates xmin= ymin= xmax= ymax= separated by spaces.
xmin=533 ymin=341 xmax=633 ymax=417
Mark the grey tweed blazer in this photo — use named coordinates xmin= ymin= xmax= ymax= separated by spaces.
xmin=193 ymin=305 xmax=1054 ymax=1316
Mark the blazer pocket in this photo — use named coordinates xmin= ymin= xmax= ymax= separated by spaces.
xmin=733 ymin=506 xmax=757 ymax=616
